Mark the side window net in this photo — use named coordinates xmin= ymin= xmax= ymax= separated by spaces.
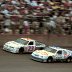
xmin=57 ymin=51 xmax=62 ymax=54
xmin=28 ymin=42 xmax=33 ymax=45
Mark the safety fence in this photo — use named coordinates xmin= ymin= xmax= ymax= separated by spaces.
xmin=0 ymin=34 xmax=72 ymax=49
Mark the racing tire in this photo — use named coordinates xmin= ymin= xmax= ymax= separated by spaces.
xmin=40 ymin=47 xmax=44 ymax=50
xmin=47 ymin=57 xmax=53 ymax=63
xmin=19 ymin=47 xmax=24 ymax=54
xmin=66 ymin=57 xmax=71 ymax=63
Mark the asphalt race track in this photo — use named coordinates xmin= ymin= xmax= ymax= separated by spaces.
xmin=0 ymin=47 xmax=72 ymax=72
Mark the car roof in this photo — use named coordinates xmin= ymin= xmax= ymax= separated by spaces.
xmin=48 ymin=46 xmax=67 ymax=51
xmin=21 ymin=38 xmax=34 ymax=41
xmin=46 ymin=46 xmax=72 ymax=53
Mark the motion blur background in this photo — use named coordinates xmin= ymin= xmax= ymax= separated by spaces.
xmin=0 ymin=0 xmax=72 ymax=35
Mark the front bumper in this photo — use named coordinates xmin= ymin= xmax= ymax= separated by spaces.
xmin=3 ymin=46 xmax=18 ymax=53
xmin=31 ymin=56 xmax=47 ymax=62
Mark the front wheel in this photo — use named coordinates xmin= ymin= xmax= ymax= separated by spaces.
xmin=66 ymin=57 xmax=71 ymax=63
xmin=47 ymin=57 xmax=53 ymax=63
xmin=19 ymin=48 xmax=24 ymax=54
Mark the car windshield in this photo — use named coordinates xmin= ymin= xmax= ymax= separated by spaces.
xmin=15 ymin=39 xmax=29 ymax=45
xmin=44 ymin=47 xmax=57 ymax=53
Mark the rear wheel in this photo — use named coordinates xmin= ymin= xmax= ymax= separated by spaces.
xmin=19 ymin=48 xmax=24 ymax=54
xmin=66 ymin=57 xmax=71 ymax=63
xmin=40 ymin=47 xmax=44 ymax=50
xmin=47 ymin=57 xmax=53 ymax=63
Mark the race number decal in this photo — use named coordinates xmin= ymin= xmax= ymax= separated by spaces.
xmin=28 ymin=46 xmax=34 ymax=51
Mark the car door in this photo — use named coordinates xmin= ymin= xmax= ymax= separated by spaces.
xmin=27 ymin=41 xmax=35 ymax=52
xmin=55 ymin=50 xmax=63 ymax=59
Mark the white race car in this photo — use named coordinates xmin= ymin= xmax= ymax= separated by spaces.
xmin=3 ymin=38 xmax=46 ymax=54
xmin=31 ymin=46 xmax=72 ymax=63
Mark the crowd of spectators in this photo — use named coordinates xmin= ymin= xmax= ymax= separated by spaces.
xmin=0 ymin=0 xmax=72 ymax=35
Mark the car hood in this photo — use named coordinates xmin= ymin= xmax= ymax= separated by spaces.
xmin=33 ymin=50 xmax=54 ymax=56
xmin=5 ymin=41 xmax=24 ymax=48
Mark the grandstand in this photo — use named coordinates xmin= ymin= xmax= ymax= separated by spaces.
xmin=0 ymin=0 xmax=72 ymax=35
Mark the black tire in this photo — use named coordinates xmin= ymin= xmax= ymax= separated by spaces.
xmin=66 ymin=57 xmax=71 ymax=63
xmin=40 ymin=47 xmax=44 ymax=50
xmin=47 ymin=57 xmax=53 ymax=63
xmin=19 ymin=48 xmax=24 ymax=54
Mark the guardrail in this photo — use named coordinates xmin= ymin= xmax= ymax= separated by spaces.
xmin=0 ymin=34 xmax=72 ymax=49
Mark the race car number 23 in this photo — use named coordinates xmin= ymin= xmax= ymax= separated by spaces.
xmin=28 ymin=46 xmax=34 ymax=51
